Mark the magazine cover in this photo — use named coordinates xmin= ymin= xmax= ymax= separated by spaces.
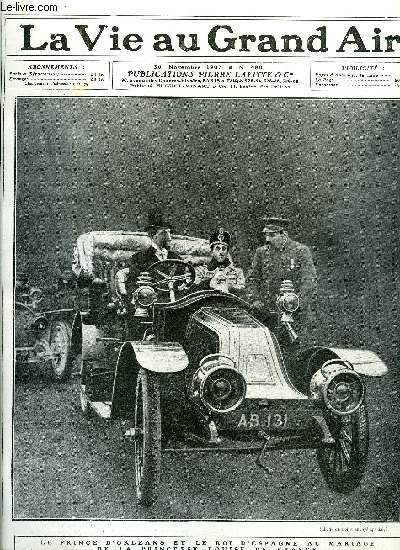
xmin=1 ymin=1 xmax=399 ymax=549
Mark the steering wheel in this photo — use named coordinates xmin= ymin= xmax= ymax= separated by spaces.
xmin=147 ymin=259 xmax=196 ymax=302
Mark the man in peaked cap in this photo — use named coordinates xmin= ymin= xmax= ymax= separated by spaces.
xmin=195 ymin=227 xmax=245 ymax=294
xmin=125 ymin=208 xmax=181 ymax=296
xmin=247 ymin=216 xmax=317 ymax=338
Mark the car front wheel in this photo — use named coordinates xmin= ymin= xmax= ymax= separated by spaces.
xmin=134 ymin=368 xmax=161 ymax=506
xmin=316 ymin=404 xmax=369 ymax=493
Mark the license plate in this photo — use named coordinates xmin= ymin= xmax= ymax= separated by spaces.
xmin=236 ymin=410 xmax=288 ymax=430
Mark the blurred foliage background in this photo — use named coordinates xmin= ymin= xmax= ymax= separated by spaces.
xmin=16 ymin=97 xmax=399 ymax=366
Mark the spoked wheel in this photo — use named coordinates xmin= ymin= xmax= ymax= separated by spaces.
xmin=133 ymin=368 xmax=161 ymax=506
xmin=317 ymin=404 xmax=369 ymax=493
xmin=49 ymin=321 xmax=72 ymax=381
xmin=75 ymin=353 xmax=91 ymax=416
xmin=79 ymin=380 xmax=91 ymax=416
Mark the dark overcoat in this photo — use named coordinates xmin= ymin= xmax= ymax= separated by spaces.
xmin=246 ymin=237 xmax=317 ymax=313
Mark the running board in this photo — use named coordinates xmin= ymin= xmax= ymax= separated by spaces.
xmin=162 ymin=438 xmax=334 ymax=453
xmin=90 ymin=401 xmax=112 ymax=419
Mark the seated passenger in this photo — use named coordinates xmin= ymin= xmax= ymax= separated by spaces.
xmin=125 ymin=208 xmax=181 ymax=296
xmin=195 ymin=228 xmax=245 ymax=294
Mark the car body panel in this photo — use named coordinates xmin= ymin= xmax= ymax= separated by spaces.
xmin=81 ymin=323 xmax=107 ymax=362
xmin=158 ymin=289 xmax=250 ymax=311
xmin=189 ymin=307 xmax=307 ymax=400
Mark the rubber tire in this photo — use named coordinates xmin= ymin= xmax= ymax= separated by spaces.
xmin=134 ymin=368 xmax=162 ymax=506
xmin=75 ymin=352 xmax=91 ymax=416
xmin=79 ymin=381 xmax=91 ymax=416
xmin=317 ymin=404 xmax=369 ymax=493
xmin=49 ymin=321 xmax=72 ymax=381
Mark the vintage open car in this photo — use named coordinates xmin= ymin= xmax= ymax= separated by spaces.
xmin=15 ymin=279 xmax=73 ymax=380
xmin=67 ymin=230 xmax=387 ymax=505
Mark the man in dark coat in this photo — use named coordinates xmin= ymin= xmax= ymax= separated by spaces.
xmin=125 ymin=208 xmax=181 ymax=296
xmin=247 ymin=217 xmax=317 ymax=341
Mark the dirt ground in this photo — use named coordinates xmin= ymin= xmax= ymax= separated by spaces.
xmin=13 ymin=365 xmax=399 ymax=521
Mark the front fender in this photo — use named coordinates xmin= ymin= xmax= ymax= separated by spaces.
xmin=126 ymin=341 xmax=189 ymax=373
xmin=110 ymin=341 xmax=188 ymax=418
xmin=298 ymin=346 xmax=388 ymax=379
xmin=329 ymin=347 xmax=388 ymax=377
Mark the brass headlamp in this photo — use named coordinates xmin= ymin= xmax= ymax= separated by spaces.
xmin=276 ymin=280 xmax=300 ymax=313
xmin=132 ymin=272 xmax=157 ymax=317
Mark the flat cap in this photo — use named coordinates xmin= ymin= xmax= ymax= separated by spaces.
xmin=262 ymin=217 xmax=289 ymax=231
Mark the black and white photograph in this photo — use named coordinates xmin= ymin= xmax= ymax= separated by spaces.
xmin=13 ymin=96 xmax=399 ymax=521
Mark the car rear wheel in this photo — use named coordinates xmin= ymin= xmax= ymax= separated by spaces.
xmin=49 ymin=321 xmax=72 ymax=380
xmin=316 ymin=404 xmax=369 ymax=493
xmin=79 ymin=381 xmax=91 ymax=416
xmin=134 ymin=368 xmax=161 ymax=506
xmin=75 ymin=353 xmax=93 ymax=416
